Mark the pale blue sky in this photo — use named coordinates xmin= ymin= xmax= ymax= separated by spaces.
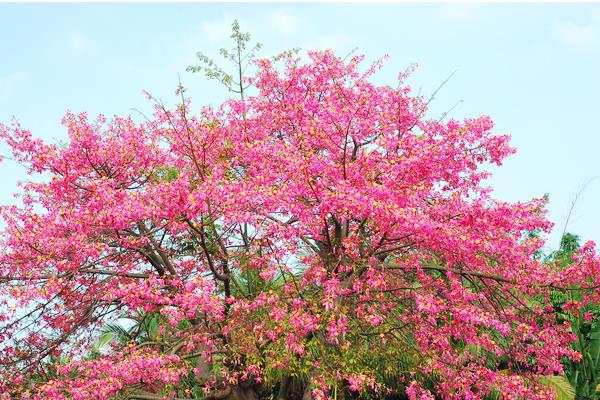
xmin=1 ymin=3 xmax=599 ymax=251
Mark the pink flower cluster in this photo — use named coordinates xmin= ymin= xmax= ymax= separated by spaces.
xmin=1 ymin=49 xmax=598 ymax=399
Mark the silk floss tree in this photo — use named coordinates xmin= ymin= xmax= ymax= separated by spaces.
xmin=1 ymin=23 xmax=600 ymax=400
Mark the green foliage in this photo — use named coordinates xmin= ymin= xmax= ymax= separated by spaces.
xmin=539 ymin=375 xmax=577 ymax=400
xmin=99 ymin=311 xmax=165 ymax=348
xmin=187 ymin=19 xmax=262 ymax=97
xmin=548 ymin=233 xmax=581 ymax=266
xmin=545 ymin=233 xmax=600 ymax=400
xmin=564 ymin=319 xmax=600 ymax=399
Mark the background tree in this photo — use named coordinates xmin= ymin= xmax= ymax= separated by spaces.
xmin=543 ymin=233 xmax=600 ymax=400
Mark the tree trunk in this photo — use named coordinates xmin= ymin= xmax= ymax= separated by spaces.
xmin=277 ymin=374 xmax=291 ymax=400
xmin=205 ymin=384 xmax=260 ymax=400
xmin=226 ymin=386 xmax=259 ymax=400
xmin=302 ymin=383 xmax=312 ymax=400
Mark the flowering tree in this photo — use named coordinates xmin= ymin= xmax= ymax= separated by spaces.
xmin=1 ymin=38 xmax=600 ymax=399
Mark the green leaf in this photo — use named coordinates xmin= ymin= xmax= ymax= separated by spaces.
xmin=96 ymin=332 xmax=114 ymax=349
xmin=539 ymin=376 xmax=576 ymax=400
xmin=589 ymin=330 xmax=600 ymax=340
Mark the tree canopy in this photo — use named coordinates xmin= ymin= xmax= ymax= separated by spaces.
xmin=1 ymin=40 xmax=600 ymax=400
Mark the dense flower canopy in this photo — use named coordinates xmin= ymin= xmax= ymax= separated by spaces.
xmin=1 ymin=50 xmax=599 ymax=399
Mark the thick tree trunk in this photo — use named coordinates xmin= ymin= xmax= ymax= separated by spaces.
xmin=277 ymin=374 xmax=291 ymax=400
xmin=302 ymin=383 xmax=312 ymax=400
xmin=226 ymin=386 xmax=259 ymax=400
xmin=205 ymin=385 xmax=259 ymax=400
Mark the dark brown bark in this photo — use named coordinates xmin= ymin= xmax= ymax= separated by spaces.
xmin=205 ymin=385 xmax=259 ymax=400
xmin=276 ymin=374 xmax=291 ymax=400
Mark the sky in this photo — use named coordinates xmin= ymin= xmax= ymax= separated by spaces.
xmin=1 ymin=3 xmax=599 ymax=251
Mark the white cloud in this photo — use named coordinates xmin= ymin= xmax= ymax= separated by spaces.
xmin=554 ymin=13 xmax=600 ymax=52
xmin=438 ymin=3 xmax=477 ymax=20
xmin=555 ymin=22 xmax=598 ymax=49
xmin=146 ymin=11 xmax=351 ymax=101
xmin=267 ymin=10 xmax=304 ymax=36
xmin=198 ymin=15 xmax=233 ymax=42
xmin=197 ymin=10 xmax=304 ymax=44
xmin=302 ymin=33 xmax=352 ymax=52
xmin=68 ymin=32 xmax=89 ymax=53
